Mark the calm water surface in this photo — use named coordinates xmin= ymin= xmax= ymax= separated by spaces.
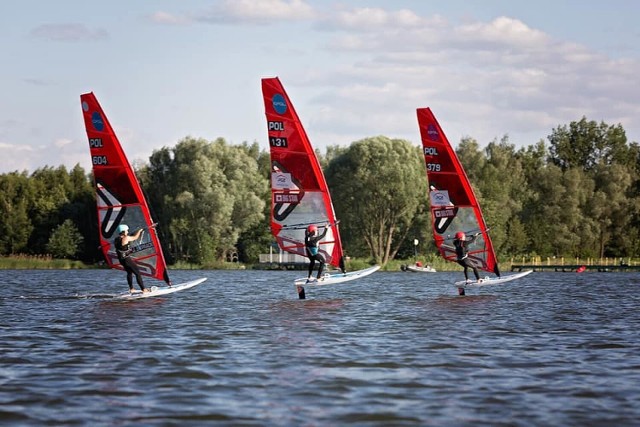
xmin=1 ymin=269 xmax=639 ymax=426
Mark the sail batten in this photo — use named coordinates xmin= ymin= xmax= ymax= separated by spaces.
xmin=80 ymin=92 xmax=170 ymax=284
xmin=417 ymin=107 xmax=500 ymax=276
xmin=261 ymin=77 xmax=344 ymax=270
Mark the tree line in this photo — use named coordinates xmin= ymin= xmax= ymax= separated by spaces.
xmin=0 ymin=117 xmax=637 ymax=266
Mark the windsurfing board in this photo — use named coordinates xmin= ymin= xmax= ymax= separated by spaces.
xmin=116 ymin=277 xmax=207 ymax=300
xmin=454 ymin=270 xmax=532 ymax=288
xmin=294 ymin=265 xmax=380 ymax=287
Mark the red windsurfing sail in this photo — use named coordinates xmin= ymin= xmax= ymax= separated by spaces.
xmin=80 ymin=92 xmax=171 ymax=285
xmin=416 ymin=107 xmax=500 ymax=276
xmin=261 ymin=77 xmax=345 ymax=271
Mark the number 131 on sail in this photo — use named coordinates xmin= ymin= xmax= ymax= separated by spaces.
xmin=269 ymin=137 xmax=288 ymax=148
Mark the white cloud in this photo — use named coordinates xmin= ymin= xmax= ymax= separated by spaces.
xmin=149 ymin=11 xmax=191 ymax=25
xmin=327 ymin=7 xmax=430 ymax=31
xmin=0 ymin=142 xmax=33 ymax=152
xmin=0 ymin=138 xmax=92 ymax=174
xmin=455 ymin=16 xmax=549 ymax=46
xmin=29 ymin=24 xmax=108 ymax=42
xmin=222 ymin=0 xmax=314 ymax=19
xmin=4 ymin=2 xmax=640 ymax=175
xmin=295 ymin=7 xmax=640 ymax=147
xmin=192 ymin=0 xmax=315 ymax=25
xmin=54 ymin=138 xmax=73 ymax=148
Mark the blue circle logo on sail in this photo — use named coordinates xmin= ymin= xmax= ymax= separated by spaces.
xmin=427 ymin=124 xmax=439 ymax=141
xmin=91 ymin=112 xmax=104 ymax=131
xmin=272 ymin=94 xmax=287 ymax=115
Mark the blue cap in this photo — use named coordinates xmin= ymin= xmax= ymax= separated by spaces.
xmin=116 ymin=224 xmax=129 ymax=234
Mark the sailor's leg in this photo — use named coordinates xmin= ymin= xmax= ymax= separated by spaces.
xmin=472 ymin=266 xmax=480 ymax=281
xmin=307 ymin=258 xmax=316 ymax=278
xmin=127 ymin=259 xmax=146 ymax=291
xmin=316 ymin=260 xmax=325 ymax=279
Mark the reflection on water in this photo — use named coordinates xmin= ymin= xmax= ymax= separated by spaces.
xmin=1 ymin=269 xmax=639 ymax=425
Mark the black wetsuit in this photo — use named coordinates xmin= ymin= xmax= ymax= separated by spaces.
xmin=305 ymin=227 xmax=329 ymax=279
xmin=115 ymin=235 xmax=145 ymax=291
xmin=454 ymin=235 xmax=480 ymax=281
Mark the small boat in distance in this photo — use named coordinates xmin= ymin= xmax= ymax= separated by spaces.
xmin=402 ymin=262 xmax=437 ymax=273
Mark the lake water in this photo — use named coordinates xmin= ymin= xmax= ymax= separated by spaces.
xmin=1 ymin=268 xmax=639 ymax=426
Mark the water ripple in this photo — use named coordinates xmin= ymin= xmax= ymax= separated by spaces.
xmin=1 ymin=269 xmax=640 ymax=425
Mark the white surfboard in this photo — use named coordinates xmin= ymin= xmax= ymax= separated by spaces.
xmin=294 ymin=265 xmax=380 ymax=287
xmin=454 ymin=270 xmax=532 ymax=288
xmin=116 ymin=277 xmax=207 ymax=300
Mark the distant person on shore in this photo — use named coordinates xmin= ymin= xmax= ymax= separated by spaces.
xmin=454 ymin=231 xmax=481 ymax=294
xmin=114 ymin=224 xmax=149 ymax=293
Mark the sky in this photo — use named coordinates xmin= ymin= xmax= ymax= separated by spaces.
xmin=1 ymin=0 xmax=639 ymax=174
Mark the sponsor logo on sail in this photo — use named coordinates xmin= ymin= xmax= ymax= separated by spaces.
xmin=272 ymin=94 xmax=287 ymax=114
xmin=131 ymin=241 xmax=154 ymax=254
xmin=427 ymin=124 xmax=439 ymax=141
xmin=274 ymin=193 xmax=300 ymax=204
xmin=434 ymin=208 xmax=456 ymax=218
xmin=91 ymin=111 xmax=104 ymax=131
xmin=272 ymin=172 xmax=294 ymax=189
xmin=429 ymin=190 xmax=451 ymax=206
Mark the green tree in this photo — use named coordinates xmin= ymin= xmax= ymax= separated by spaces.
xmin=317 ymin=144 xmax=348 ymax=170
xmin=236 ymin=142 xmax=273 ymax=263
xmin=456 ymin=137 xmax=486 ymax=185
xmin=590 ymin=163 xmax=637 ymax=257
xmin=547 ymin=117 xmax=640 ymax=257
xmin=46 ymin=219 xmax=84 ymax=259
xmin=548 ymin=117 xmax=631 ymax=171
xmin=525 ymin=165 xmax=594 ymax=257
xmin=145 ymin=137 xmax=267 ymax=264
xmin=502 ymin=216 xmax=529 ymax=256
xmin=326 ymin=136 xmax=427 ymax=264
xmin=0 ymin=172 xmax=33 ymax=254
xmin=64 ymin=164 xmax=99 ymax=263
xmin=27 ymin=166 xmax=75 ymax=253
xmin=474 ymin=137 xmax=527 ymax=257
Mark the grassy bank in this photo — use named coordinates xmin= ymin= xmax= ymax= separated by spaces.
xmin=0 ymin=255 xmax=93 ymax=269
xmin=0 ymin=255 xmax=516 ymax=272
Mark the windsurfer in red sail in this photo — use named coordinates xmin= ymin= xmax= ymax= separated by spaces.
xmin=114 ymin=224 xmax=149 ymax=293
xmin=454 ymin=231 xmax=481 ymax=286
xmin=305 ymin=224 xmax=330 ymax=282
